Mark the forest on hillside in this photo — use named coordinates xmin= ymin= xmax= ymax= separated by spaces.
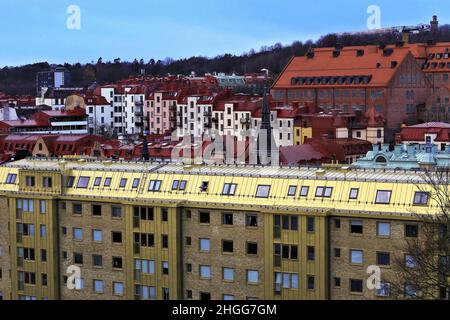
xmin=1 ymin=25 xmax=450 ymax=96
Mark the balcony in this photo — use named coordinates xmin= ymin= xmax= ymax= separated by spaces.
xmin=135 ymin=122 xmax=144 ymax=127
xmin=204 ymin=122 xmax=212 ymax=128
xmin=135 ymin=101 xmax=144 ymax=106
xmin=135 ymin=112 xmax=144 ymax=117
xmin=169 ymin=105 xmax=177 ymax=112
xmin=212 ymin=117 xmax=219 ymax=123
xmin=240 ymin=118 xmax=251 ymax=124
xmin=204 ymin=111 xmax=212 ymax=117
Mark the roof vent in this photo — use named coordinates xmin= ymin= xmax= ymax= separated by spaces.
xmin=391 ymin=61 xmax=398 ymax=68
xmin=395 ymin=41 xmax=405 ymax=48
xmin=376 ymin=62 xmax=382 ymax=68
xmin=333 ymin=50 xmax=341 ymax=58
xmin=356 ymin=49 xmax=365 ymax=57
xmin=306 ymin=48 xmax=315 ymax=59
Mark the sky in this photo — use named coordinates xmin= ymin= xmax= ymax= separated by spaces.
xmin=0 ymin=0 xmax=448 ymax=67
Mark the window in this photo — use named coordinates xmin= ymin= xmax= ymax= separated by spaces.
xmin=40 ymin=200 xmax=46 ymax=214
xmin=300 ymin=186 xmax=309 ymax=197
xmin=74 ymin=253 xmax=83 ymax=264
xmin=222 ymin=213 xmax=233 ymax=225
xmin=73 ymin=203 xmax=82 ymax=215
xmin=405 ymin=224 xmax=418 ymax=238
xmin=350 ymin=250 xmax=363 ymax=264
xmin=223 ymin=267 xmax=234 ymax=281
xmin=40 ymin=225 xmax=46 ymax=238
xmin=132 ymin=178 xmax=140 ymax=188
xmin=113 ymin=257 xmax=123 ymax=269
xmin=92 ymin=229 xmax=102 ymax=242
xmin=200 ymin=292 xmax=211 ymax=300
xmin=315 ymin=186 xmax=333 ymax=198
xmin=377 ymin=252 xmax=391 ymax=266
xmin=148 ymin=180 xmax=162 ymax=192
xmin=43 ymin=177 xmax=52 ymax=188
xmin=222 ymin=183 xmax=237 ymax=195
xmin=255 ymin=185 xmax=271 ymax=198
xmin=112 ymin=206 xmax=122 ymax=218
xmin=334 ymin=277 xmax=341 ymax=287
xmin=94 ymin=177 xmax=101 ymax=186
xmin=413 ymin=192 xmax=429 ymax=205
xmin=92 ymin=254 xmax=103 ymax=267
xmin=377 ymin=222 xmax=391 ymax=237
xmin=171 ymin=180 xmax=179 ymax=190
xmin=287 ymin=186 xmax=297 ymax=197
xmin=405 ymin=255 xmax=417 ymax=268
xmin=247 ymin=242 xmax=258 ymax=255
xmin=104 ymin=178 xmax=112 ymax=187
xmin=334 ymin=248 xmax=341 ymax=258
xmin=350 ymin=220 xmax=363 ymax=234
xmin=112 ymin=232 xmax=123 ymax=243
xmin=199 ymin=238 xmax=210 ymax=252
xmin=349 ymin=188 xmax=359 ymax=199
xmin=247 ymin=270 xmax=259 ymax=284
xmin=307 ymin=246 xmax=315 ymax=261
xmin=375 ymin=190 xmax=391 ymax=204
xmin=92 ymin=204 xmax=102 ymax=216
xmin=350 ymin=279 xmax=363 ymax=293
xmin=66 ymin=176 xmax=75 ymax=187
xmin=199 ymin=265 xmax=211 ymax=279
xmin=113 ymin=282 xmax=124 ymax=296
xmin=404 ymin=284 xmax=417 ymax=298
xmin=334 ymin=219 xmax=341 ymax=229
xmin=223 ymin=294 xmax=234 ymax=300
xmin=200 ymin=181 xmax=209 ymax=192
xmin=5 ymin=173 xmax=17 ymax=184
xmin=246 ymin=214 xmax=258 ymax=227
xmin=119 ymin=178 xmax=127 ymax=188
xmin=77 ymin=177 xmax=90 ymax=189
xmin=93 ymin=280 xmax=104 ymax=293
xmin=199 ymin=211 xmax=210 ymax=224
xmin=162 ymin=261 xmax=169 ymax=275
xmin=73 ymin=228 xmax=83 ymax=241
xmin=307 ymin=217 xmax=315 ymax=232
xmin=41 ymin=249 xmax=47 ymax=262
xmin=222 ymin=240 xmax=234 ymax=253
xmin=307 ymin=275 xmax=315 ymax=290
xmin=25 ymin=176 xmax=35 ymax=187
xmin=162 ymin=235 xmax=169 ymax=248
xmin=161 ymin=208 xmax=168 ymax=222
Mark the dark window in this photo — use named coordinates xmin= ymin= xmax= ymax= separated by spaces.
xmin=334 ymin=219 xmax=341 ymax=229
xmin=307 ymin=217 xmax=315 ymax=232
xmin=334 ymin=277 xmax=341 ymax=287
xmin=307 ymin=275 xmax=315 ymax=290
xmin=112 ymin=232 xmax=123 ymax=243
xmin=405 ymin=224 xmax=418 ymax=238
xmin=350 ymin=220 xmax=363 ymax=234
xmin=25 ymin=176 xmax=35 ymax=187
xmin=222 ymin=240 xmax=234 ymax=253
xmin=247 ymin=242 xmax=258 ymax=255
xmin=74 ymin=253 xmax=83 ymax=264
xmin=307 ymin=246 xmax=315 ymax=261
xmin=334 ymin=248 xmax=341 ymax=258
xmin=92 ymin=205 xmax=102 ymax=216
xmin=377 ymin=252 xmax=391 ymax=266
xmin=222 ymin=213 xmax=233 ymax=225
xmin=73 ymin=203 xmax=82 ymax=215
xmin=199 ymin=211 xmax=210 ymax=224
xmin=200 ymin=181 xmax=209 ymax=192
xmin=290 ymin=246 xmax=298 ymax=260
xmin=350 ymin=279 xmax=363 ymax=293
xmin=113 ymin=257 xmax=123 ymax=269
xmin=162 ymin=235 xmax=169 ymax=248
xmin=246 ymin=214 xmax=258 ymax=227
xmin=41 ymin=249 xmax=47 ymax=262
xmin=200 ymin=292 xmax=211 ymax=300
xmin=92 ymin=254 xmax=103 ymax=267
xmin=161 ymin=208 xmax=168 ymax=222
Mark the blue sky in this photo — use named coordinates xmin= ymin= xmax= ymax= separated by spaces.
xmin=0 ymin=0 xmax=448 ymax=66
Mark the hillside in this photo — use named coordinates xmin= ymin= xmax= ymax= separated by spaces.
xmin=1 ymin=25 xmax=449 ymax=96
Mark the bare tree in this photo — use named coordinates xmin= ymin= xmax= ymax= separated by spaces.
xmin=391 ymin=168 xmax=450 ymax=299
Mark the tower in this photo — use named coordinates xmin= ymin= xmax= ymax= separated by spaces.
xmin=257 ymin=81 xmax=277 ymax=165
xmin=430 ymin=15 xmax=439 ymax=34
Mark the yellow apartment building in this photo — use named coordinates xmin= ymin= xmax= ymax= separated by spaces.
xmin=0 ymin=157 xmax=441 ymax=300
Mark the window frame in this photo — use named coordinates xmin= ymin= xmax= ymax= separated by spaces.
xmin=375 ymin=190 xmax=392 ymax=204
xmin=255 ymin=185 xmax=271 ymax=198
xmin=349 ymin=188 xmax=359 ymax=200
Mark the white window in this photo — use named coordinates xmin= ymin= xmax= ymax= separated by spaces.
xmin=256 ymin=185 xmax=271 ymax=198
xmin=287 ymin=186 xmax=297 ymax=196
xmin=405 ymin=255 xmax=417 ymax=268
xmin=247 ymin=270 xmax=259 ymax=284
xmin=77 ymin=177 xmax=90 ymax=189
xmin=300 ymin=186 xmax=309 ymax=197
xmin=40 ymin=225 xmax=46 ymax=238
xmin=375 ymin=190 xmax=392 ymax=204
xmin=283 ymin=273 xmax=291 ymax=288
xmin=291 ymin=274 xmax=299 ymax=289
xmin=40 ymin=200 xmax=46 ymax=214
xmin=350 ymin=250 xmax=363 ymax=264
xmin=377 ymin=222 xmax=391 ymax=237
xmin=148 ymin=180 xmax=162 ymax=192
xmin=93 ymin=280 xmax=104 ymax=293
xmin=73 ymin=228 xmax=83 ymax=241
xmin=349 ymin=188 xmax=359 ymax=199
xmin=377 ymin=282 xmax=391 ymax=297
xmin=223 ymin=268 xmax=234 ymax=281
xmin=113 ymin=282 xmax=124 ymax=296
xmin=223 ymin=294 xmax=234 ymax=300
xmin=200 ymin=265 xmax=211 ymax=279
xmin=93 ymin=229 xmax=103 ymax=242
xmin=199 ymin=238 xmax=210 ymax=252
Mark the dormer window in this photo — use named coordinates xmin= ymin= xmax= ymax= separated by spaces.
xmin=287 ymin=186 xmax=297 ymax=197
xmin=222 ymin=183 xmax=237 ymax=196
xmin=148 ymin=180 xmax=162 ymax=192
xmin=5 ymin=174 xmax=17 ymax=184
xmin=200 ymin=181 xmax=209 ymax=192
xmin=256 ymin=185 xmax=271 ymax=198
xmin=375 ymin=190 xmax=391 ymax=204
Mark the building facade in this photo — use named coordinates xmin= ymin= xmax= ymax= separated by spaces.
xmin=0 ymin=158 xmax=443 ymax=300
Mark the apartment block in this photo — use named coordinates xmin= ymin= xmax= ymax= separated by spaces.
xmin=0 ymin=158 xmax=442 ymax=300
